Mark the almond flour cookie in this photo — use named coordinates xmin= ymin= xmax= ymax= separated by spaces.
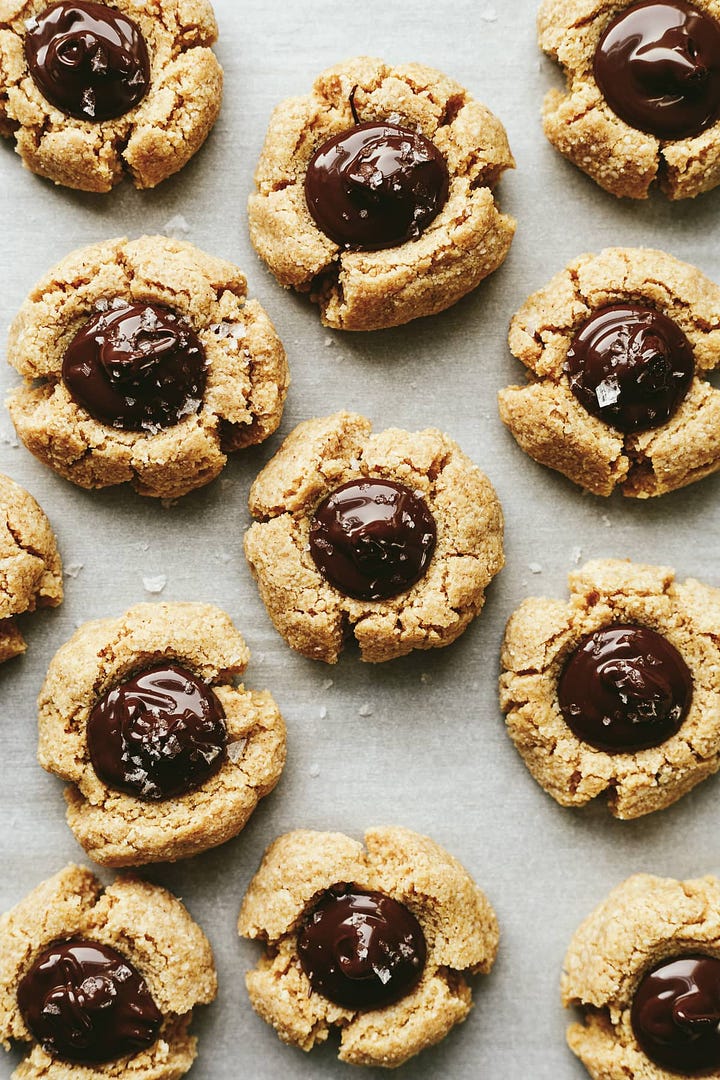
xmin=0 ymin=0 xmax=223 ymax=192
xmin=0 ymin=864 xmax=216 ymax=1078
xmin=563 ymin=873 xmax=720 ymax=1077
xmin=0 ymin=473 xmax=62 ymax=663
xmin=37 ymin=602 xmax=286 ymax=866
xmin=244 ymin=411 xmax=504 ymax=664
xmin=7 ymin=236 xmax=289 ymax=500
xmin=238 ymin=827 xmax=499 ymax=1069
xmin=498 ymin=248 xmax=720 ymax=497
xmin=539 ymin=0 xmax=720 ymax=199
xmin=249 ymin=56 xmax=515 ymax=330
xmin=500 ymin=559 xmax=720 ymax=819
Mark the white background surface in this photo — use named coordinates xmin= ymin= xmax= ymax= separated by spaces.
xmin=2 ymin=1 xmax=720 ymax=1077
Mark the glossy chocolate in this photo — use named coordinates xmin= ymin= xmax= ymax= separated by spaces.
xmin=632 ymin=955 xmax=720 ymax=1072
xmin=594 ymin=0 xmax=720 ymax=140
xmin=25 ymin=2 xmax=150 ymax=122
xmin=564 ymin=304 xmax=694 ymax=433
xmin=87 ymin=663 xmax=227 ymax=800
xmin=309 ymin=478 xmax=437 ymax=601
xmin=297 ymin=885 xmax=427 ymax=1010
xmin=62 ymin=299 xmax=207 ymax=432
xmin=558 ymin=624 xmax=692 ymax=753
xmin=17 ymin=938 xmax=162 ymax=1064
xmin=304 ymin=120 xmax=449 ymax=249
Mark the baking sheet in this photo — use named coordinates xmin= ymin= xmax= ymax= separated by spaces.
xmin=3 ymin=1 xmax=720 ymax=1076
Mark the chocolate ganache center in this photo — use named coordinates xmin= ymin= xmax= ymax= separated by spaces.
xmin=62 ymin=299 xmax=207 ymax=432
xmin=297 ymin=885 xmax=427 ymax=1010
xmin=25 ymin=1 xmax=150 ymax=122
xmin=594 ymin=0 xmax=720 ymax=140
xmin=305 ymin=120 xmax=449 ymax=249
xmin=87 ymin=663 xmax=227 ymax=800
xmin=309 ymin=478 xmax=437 ymax=601
xmin=564 ymin=303 xmax=694 ymax=433
xmin=17 ymin=938 xmax=162 ymax=1064
xmin=558 ymin=624 xmax=693 ymax=752
xmin=632 ymin=955 xmax=720 ymax=1072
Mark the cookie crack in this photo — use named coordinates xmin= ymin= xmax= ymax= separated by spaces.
xmin=4 ymin=520 xmax=47 ymax=565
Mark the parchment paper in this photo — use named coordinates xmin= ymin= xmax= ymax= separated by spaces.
xmin=2 ymin=2 xmax=720 ymax=1076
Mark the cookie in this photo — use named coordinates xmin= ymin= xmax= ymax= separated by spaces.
xmin=0 ymin=472 xmax=62 ymax=663
xmin=539 ymin=0 xmax=720 ymax=199
xmin=7 ymin=236 xmax=289 ymax=500
xmin=500 ymin=559 xmax=720 ymax=819
xmin=37 ymin=602 xmax=286 ymax=866
xmin=0 ymin=0 xmax=223 ymax=192
xmin=238 ymin=827 xmax=499 ymax=1069
xmin=498 ymin=248 xmax=720 ymax=497
xmin=244 ymin=411 xmax=504 ymax=664
xmin=563 ymin=873 xmax=720 ymax=1078
xmin=0 ymin=864 xmax=215 ymax=1078
xmin=248 ymin=56 xmax=515 ymax=330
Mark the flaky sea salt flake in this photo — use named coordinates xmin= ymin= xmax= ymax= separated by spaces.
xmin=163 ymin=214 xmax=190 ymax=237
xmin=595 ymin=376 xmax=621 ymax=409
xmin=227 ymin=740 xmax=247 ymax=763
xmin=143 ymin=575 xmax=167 ymax=594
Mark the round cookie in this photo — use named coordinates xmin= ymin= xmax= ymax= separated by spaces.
xmin=0 ymin=0 xmax=223 ymax=192
xmin=0 ymin=473 xmax=62 ymax=663
xmin=7 ymin=236 xmax=289 ymax=500
xmin=238 ymin=827 xmax=499 ymax=1069
xmin=0 ymin=864 xmax=215 ymax=1078
xmin=244 ymin=411 xmax=505 ymax=664
xmin=37 ymin=602 xmax=287 ymax=866
xmin=500 ymin=559 xmax=720 ymax=819
xmin=248 ymin=56 xmax=515 ymax=330
xmin=538 ymin=0 xmax=720 ymax=199
xmin=498 ymin=248 xmax=720 ymax=497
xmin=563 ymin=873 xmax=720 ymax=1078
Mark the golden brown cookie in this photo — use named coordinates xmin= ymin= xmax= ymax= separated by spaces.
xmin=0 ymin=0 xmax=223 ymax=192
xmin=238 ymin=827 xmax=499 ymax=1069
xmin=0 ymin=472 xmax=62 ymax=663
xmin=37 ymin=602 xmax=287 ymax=866
xmin=244 ymin=411 xmax=504 ymax=664
xmin=0 ymin=864 xmax=216 ymax=1079
xmin=563 ymin=873 xmax=720 ymax=1078
xmin=539 ymin=0 xmax=720 ymax=199
xmin=248 ymin=56 xmax=515 ymax=330
xmin=7 ymin=236 xmax=289 ymax=500
xmin=500 ymin=559 xmax=720 ymax=819
xmin=498 ymin=248 xmax=720 ymax=497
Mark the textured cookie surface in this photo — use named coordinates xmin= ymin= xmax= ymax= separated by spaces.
xmin=563 ymin=873 xmax=720 ymax=1079
xmin=7 ymin=236 xmax=289 ymax=499
xmin=538 ymin=0 xmax=720 ymax=199
xmin=0 ymin=864 xmax=216 ymax=1079
xmin=38 ymin=602 xmax=286 ymax=866
xmin=0 ymin=0 xmax=223 ymax=192
xmin=249 ymin=56 xmax=515 ymax=330
xmin=238 ymin=827 xmax=499 ymax=1068
xmin=500 ymin=559 xmax=720 ymax=819
xmin=244 ymin=411 xmax=504 ymax=663
xmin=499 ymin=248 xmax=720 ymax=497
xmin=0 ymin=472 xmax=62 ymax=663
